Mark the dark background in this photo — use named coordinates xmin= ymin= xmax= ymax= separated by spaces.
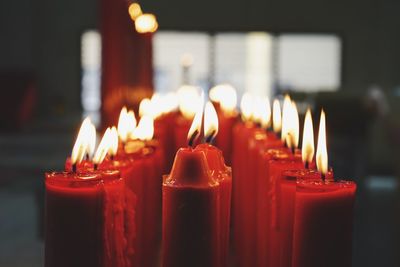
xmin=0 ymin=0 xmax=400 ymax=266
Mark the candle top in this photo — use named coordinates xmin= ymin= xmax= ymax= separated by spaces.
xmin=283 ymin=168 xmax=332 ymax=182
xmin=296 ymin=179 xmax=356 ymax=193
xmin=45 ymin=170 xmax=121 ymax=188
xmin=165 ymin=147 xmax=217 ymax=187
xmin=195 ymin=143 xmax=230 ymax=175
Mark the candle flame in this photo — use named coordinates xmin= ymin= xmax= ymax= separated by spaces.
xmin=93 ymin=128 xmax=112 ymax=165
xmin=135 ymin=13 xmax=158 ymax=33
xmin=109 ymin=126 xmax=119 ymax=156
xmin=302 ymin=108 xmax=314 ymax=164
xmin=209 ymin=84 xmax=237 ymax=114
xmin=286 ymin=101 xmax=300 ymax=149
xmin=128 ymin=3 xmax=142 ymax=20
xmin=261 ymin=97 xmax=271 ymax=129
xmin=178 ymin=85 xmax=201 ymax=119
xmin=187 ymin=92 xmax=204 ymax=145
xmin=281 ymin=94 xmax=292 ymax=141
xmin=139 ymin=98 xmax=152 ymax=118
xmin=117 ymin=107 xmax=136 ymax=143
xmin=316 ymin=110 xmax=328 ymax=175
xmin=71 ymin=117 xmax=96 ymax=165
xmin=272 ymin=99 xmax=282 ymax=133
xmin=240 ymin=92 xmax=254 ymax=121
xmin=204 ymin=101 xmax=219 ymax=141
xmin=132 ymin=115 xmax=154 ymax=141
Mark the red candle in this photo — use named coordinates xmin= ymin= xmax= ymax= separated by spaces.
xmin=45 ymin=170 xmax=127 ymax=267
xmin=162 ymin=148 xmax=219 ymax=267
xmin=292 ymin=179 xmax=356 ymax=267
xmin=112 ymin=115 xmax=163 ymax=267
xmin=209 ymin=84 xmax=238 ymax=165
xmin=195 ymin=101 xmax=232 ymax=266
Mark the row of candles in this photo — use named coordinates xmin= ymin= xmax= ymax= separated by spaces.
xmin=44 ymin=84 xmax=356 ymax=267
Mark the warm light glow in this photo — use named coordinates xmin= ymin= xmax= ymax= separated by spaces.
xmin=178 ymin=85 xmax=201 ymax=119
xmin=252 ymin=98 xmax=263 ymax=125
xmin=204 ymin=101 xmax=219 ymax=140
xmin=281 ymin=95 xmax=292 ymax=141
xmin=187 ymin=93 xmax=204 ymax=145
xmin=272 ymin=99 xmax=282 ymax=133
xmin=132 ymin=115 xmax=154 ymax=141
xmin=93 ymin=128 xmax=112 ymax=165
xmin=240 ymin=92 xmax=254 ymax=121
xmin=128 ymin=3 xmax=142 ymax=20
xmin=139 ymin=98 xmax=152 ymax=118
xmin=302 ymin=108 xmax=314 ymax=164
xmin=261 ymin=97 xmax=271 ymax=129
xmin=181 ymin=53 xmax=194 ymax=67
xmin=135 ymin=13 xmax=158 ymax=33
xmin=117 ymin=107 xmax=136 ymax=143
xmin=209 ymin=84 xmax=237 ymax=114
xmin=109 ymin=126 xmax=119 ymax=156
xmin=316 ymin=110 xmax=328 ymax=175
xmin=286 ymin=101 xmax=300 ymax=149
xmin=71 ymin=117 xmax=96 ymax=165
xmin=164 ymin=92 xmax=179 ymax=113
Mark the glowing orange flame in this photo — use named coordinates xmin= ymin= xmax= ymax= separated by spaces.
xmin=139 ymin=98 xmax=152 ymax=118
xmin=128 ymin=3 xmax=142 ymax=20
xmin=187 ymin=92 xmax=204 ymax=145
xmin=135 ymin=14 xmax=158 ymax=33
xmin=93 ymin=128 xmax=112 ymax=165
xmin=209 ymin=84 xmax=237 ymax=114
xmin=132 ymin=115 xmax=154 ymax=141
xmin=302 ymin=108 xmax=314 ymax=165
xmin=117 ymin=107 xmax=136 ymax=143
xmin=272 ymin=99 xmax=282 ymax=133
xmin=316 ymin=110 xmax=328 ymax=175
xmin=281 ymin=95 xmax=292 ymax=141
xmin=109 ymin=126 xmax=119 ymax=157
xmin=240 ymin=92 xmax=254 ymax=121
xmin=204 ymin=101 xmax=219 ymax=141
xmin=261 ymin=97 xmax=271 ymax=129
xmin=71 ymin=117 xmax=96 ymax=165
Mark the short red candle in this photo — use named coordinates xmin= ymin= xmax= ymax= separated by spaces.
xmin=278 ymin=168 xmax=327 ymax=267
xmin=45 ymin=170 xmax=127 ymax=267
xmin=292 ymin=179 xmax=356 ymax=267
xmin=195 ymin=143 xmax=232 ymax=267
xmin=162 ymin=148 xmax=219 ymax=267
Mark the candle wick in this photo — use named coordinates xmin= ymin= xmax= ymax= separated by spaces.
xmin=205 ymin=131 xmax=215 ymax=144
xmin=305 ymin=161 xmax=309 ymax=169
xmin=110 ymin=155 xmax=114 ymax=161
xmin=188 ymin=130 xmax=199 ymax=147
xmin=321 ymin=172 xmax=326 ymax=182
xmin=291 ymin=146 xmax=295 ymax=155
xmin=72 ymin=163 xmax=77 ymax=173
xmin=94 ymin=164 xmax=98 ymax=171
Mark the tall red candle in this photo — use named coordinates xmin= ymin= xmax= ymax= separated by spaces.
xmin=162 ymin=148 xmax=219 ymax=267
xmin=45 ymin=170 xmax=127 ymax=267
xmin=195 ymin=104 xmax=232 ymax=267
xmin=292 ymin=179 xmax=356 ymax=267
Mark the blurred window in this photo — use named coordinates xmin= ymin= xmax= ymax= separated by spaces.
xmin=81 ymin=30 xmax=101 ymax=126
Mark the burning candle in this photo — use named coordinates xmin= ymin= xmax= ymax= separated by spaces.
xmin=162 ymin=100 xmax=220 ymax=267
xmin=195 ymin=101 xmax=232 ymax=267
xmin=291 ymin=110 xmax=357 ymax=267
xmin=105 ymin=110 xmax=163 ymax=267
xmin=209 ymin=84 xmax=238 ymax=165
xmin=174 ymin=86 xmax=202 ymax=151
xmin=45 ymin=119 xmax=127 ymax=267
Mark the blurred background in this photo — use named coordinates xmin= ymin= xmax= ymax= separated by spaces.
xmin=1 ymin=0 xmax=400 ymax=266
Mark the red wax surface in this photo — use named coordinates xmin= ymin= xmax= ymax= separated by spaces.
xmin=231 ymin=121 xmax=256 ymax=266
xmin=214 ymin=112 xmax=237 ymax=165
xmin=162 ymin=148 xmax=219 ymax=267
xmin=45 ymin=170 xmax=127 ymax=267
xmin=292 ymin=180 xmax=356 ymax=267
xmin=195 ymin=143 xmax=232 ymax=267
xmin=155 ymin=112 xmax=178 ymax=172
xmin=279 ymin=169 xmax=327 ymax=267
xmin=101 ymin=142 xmax=163 ymax=267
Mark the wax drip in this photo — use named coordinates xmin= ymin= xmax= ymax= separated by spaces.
xmin=188 ymin=130 xmax=199 ymax=147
